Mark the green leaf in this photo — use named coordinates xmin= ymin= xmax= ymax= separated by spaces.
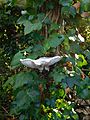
xmin=67 ymin=28 xmax=76 ymax=36
xmin=77 ymin=54 xmax=87 ymax=67
xmin=32 ymin=44 xmax=43 ymax=52
xmin=43 ymin=40 xmax=50 ymax=53
xmin=17 ymin=15 xmax=29 ymax=24
xmin=3 ymin=75 xmax=16 ymax=89
xmin=32 ymin=32 xmax=44 ymax=41
xmin=84 ymin=50 xmax=90 ymax=61
xmin=19 ymin=114 xmax=28 ymax=120
xmin=69 ymin=6 xmax=76 ymax=18
xmin=81 ymin=0 xmax=90 ymax=11
xmin=50 ymin=68 xmax=65 ymax=83
xmin=12 ymin=0 xmax=27 ymax=7
xmin=46 ymin=1 xmax=54 ymax=9
xmin=11 ymin=0 xmax=17 ymax=5
xmin=49 ymin=23 xmax=59 ymax=33
xmin=11 ymin=51 xmax=25 ymax=69
xmin=61 ymin=6 xmax=70 ymax=17
xmin=76 ymin=76 xmax=90 ymax=99
xmin=17 ymin=16 xmax=42 ymax=35
xmin=13 ymin=71 xmax=34 ymax=90
xmin=43 ymin=34 xmax=64 ymax=53
xmin=27 ymin=88 xmax=40 ymax=101
xmin=10 ymin=90 xmax=31 ymax=115
xmin=63 ymin=37 xmax=70 ymax=51
xmin=61 ymin=6 xmax=76 ymax=18
xmin=70 ymin=42 xmax=82 ymax=54
xmin=65 ymin=75 xmax=80 ymax=88
xmin=78 ymin=88 xmax=90 ymax=99
xmin=49 ymin=34 xmax=64 ymax=48
xmin=37 ymin=13 xmax=45 ymax=21
xmin=15 ymin=90 xmax=29 ymax=107
xmin=58 ymin=89 xmax=65 ymax=97
xmin=28 ymin=44 xmax=44 ymax=59
xmin=24 ymin=21 xmax=42 ymax=35
xmin=53 ymin=72 xmax=65 ymax=83
xmin=22 ymin=46 xmax=33 ymax=53
xmin=59 ymin=0 xmax=73 ymax=7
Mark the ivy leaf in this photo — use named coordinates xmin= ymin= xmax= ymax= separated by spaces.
xmin=59 ymin=0 xmax=73 ymax=7
xmin=50 ymin=70 xmax=65 ymax=83
xmin=27 ymin=88 xmax=40 ymax=101
xmin=78 ymin=88 xmax=90 ymax=99
xmin=10 ymin=90 xmax=31 ymax=115
xmin=24 ymin=21 xmax=42 ymax=35
xmin=65 ymin=75 xmax=80 ymax=88
xmin=3 ymin=75 xmax=16 ymax=89
xmin=58 ymin=89 xmax=65 ymax=97
xmin=17 ymin=15 xmax=29 ymax=24
xmin=21 ymin=46 xmax=33 ymax=53
xmin=14 ymin=90 xmax=29 ymax=107
xmin=84 ymin=50 xmax=90 ymax=62
xmin=13 ymin=71 xmax=34 ymax=90
xmin=17 ymin=16 xmax=42 ymax=35
xmin=11 ymin=51 xmax=25 ymax=69
xmin=61 ymin=6 xmax=70 ymax=17
xmin=81 ymin=0 xmax=90 ymax=11
xmin=43 ymin=40 xmax=50 ymax=53
xmin=43 ymin=34 xmax=64 ymax=53
xmin=63 ymin=37 xmax=70 ymax=51
xmin=19 ymin=114 xmax=28 ymax=120
xmin=46 ymin=1 xmax=54 ymax=9
xmin=49 ymin=34 xmax=64 ymax=48
xmin=28 ymin=44 xmax=44 ymax=59
xmin=37 ymin=13 xmax=45 ymax=21
xmin=49 ymin=23 xmax=59 ymax=33
xmin=61 ymin=6 xmax=76 ymax=17
xmin=69 ymin=6 xmax=76 ymax=18
xmin=54 ymin=72 xmax=65 ymax=83
xmin=70 ymin=42 xmax=82 ymax=54
xmin=32 ymin=32 xmax=44 ymax=41
xmin=77 ymin=54 xmax=87 ymax=67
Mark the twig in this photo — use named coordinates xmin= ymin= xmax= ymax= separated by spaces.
xmin=55 ymin=6 xmax=60 ymax=23
xmin=82 ymin=68 xmax=90 ymax=72
xmin=2 ymin=106 xmax=9 ymax=114
xmin=2 ymin=106 xmax=14 ymax=118
xmin=42 ymin=10 xmax=51 ymax=23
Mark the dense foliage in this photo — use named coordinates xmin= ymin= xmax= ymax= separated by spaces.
xmin=0 ymin=0 xmax=90 ymax=120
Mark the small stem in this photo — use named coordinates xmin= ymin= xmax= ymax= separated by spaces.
xmin=82 ymin=68 xmax=90 ymax=72
xmin=2 ymin=106 xmax=14 ymax=118
xmin=42 ymin=10 xmax=51 ymax=23
xmin=45 ymin=25 xmax=48 ymax=39
xmin=2 ymin=106 xmax=9 ymax=114
xmin=55 ymin=6 xmax=60 ymax=23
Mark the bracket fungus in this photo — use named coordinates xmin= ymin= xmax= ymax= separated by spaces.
xmin=20 ymin=56 xmax=63 ymax=72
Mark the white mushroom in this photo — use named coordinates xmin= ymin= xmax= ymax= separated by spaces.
xmin=20 ymin=56 xmax=63 ymax=72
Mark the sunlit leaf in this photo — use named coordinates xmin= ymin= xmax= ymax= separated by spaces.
xmin=77 ymin=54 xmax=87 ymax=67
